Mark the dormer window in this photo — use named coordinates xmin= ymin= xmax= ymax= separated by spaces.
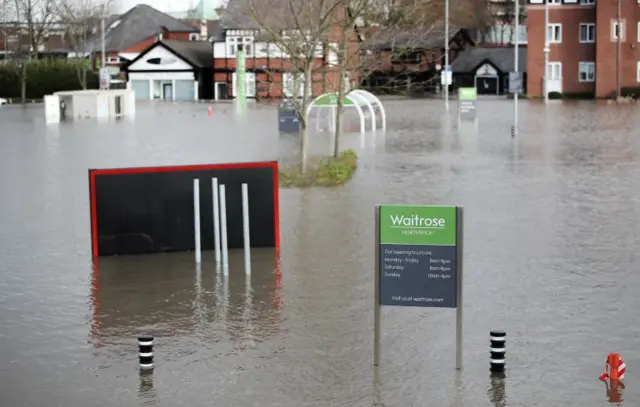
xmin=108 ymin=20 xmax=121 ymax=31
xmin=189 ymin=33 xmax=199 ymax=41
xmin=226 ymin=36 xmax=253 ymax=56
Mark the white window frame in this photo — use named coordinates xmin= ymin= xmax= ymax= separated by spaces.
xmin=579 ymin=0 xmax=594 ymax=4
xmin=579 ymin=23 xmax=595 ymax=43
xmin=189 ymin=33 xmax=199 ymax=41
xmin=548 ymin=62 xmax=562 ymax=80
xmin=612 ymin=20 xmax=625 ymax=41
xmin=637 ymin=61 xmax=640 ymax=82
xmin=637 ymin=22 xmax=640 ymax=43
xmin=283 ymin=72 xmax=304 ymax=98
xmin=232 ymin=72 xmax=256 ymax=97
xmin=226 ymin=36 xmax=254 ymax=57
xmin=548 ymin=24 xmax=562 ymax=43
xmin=548 ymin=0 xmax=561 ymax=4
xmin=578 ymin=62 xmax=595 ymax=82
xmin=106 ymin=56 xmax=120 ymax=64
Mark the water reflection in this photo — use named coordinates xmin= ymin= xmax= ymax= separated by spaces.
xmin=90 ymin=249 xmax=282 ymax=348
xmin=138 ymin=369 xmax=156 ymax=405
xmin=488 ymin=373 xmax=507 ymax=407
xmin=605 ymin=380 xmax=624 ymax=405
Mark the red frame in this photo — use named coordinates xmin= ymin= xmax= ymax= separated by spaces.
xmin=89 ymin=161 xmax=280 ymax=257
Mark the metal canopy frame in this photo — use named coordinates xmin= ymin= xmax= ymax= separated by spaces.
xmin=306 ymin=90 xmax=387 ymax=134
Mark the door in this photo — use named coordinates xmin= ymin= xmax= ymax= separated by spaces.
xmin=162 ymin=83 xmax=173 ymax=100
xmin=547 ymin=62 xmax=562 ymax=93
xmin=130 ymin=80 xmax=150 ymax=100
xmin=215 ymin=82 xmax=229 ymax=100
xmin=476 ymin=76 xmax=498 ymax=95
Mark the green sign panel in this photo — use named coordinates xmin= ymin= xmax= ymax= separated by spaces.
xmin=458 ymin=87 xmax=477 ymax=101
xmin=377 ymin=205 xmax=459 ymax=308
xmin=312 ymin=92 xmax=354 ymax=106
xmin=379 ymin=205 xmax=456 ymax=246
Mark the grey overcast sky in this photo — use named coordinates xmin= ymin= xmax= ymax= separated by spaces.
xmin=116 ymin=0 xmax=187 ymax=12
xmin=116 ymin=0 xmax=225 ymax=13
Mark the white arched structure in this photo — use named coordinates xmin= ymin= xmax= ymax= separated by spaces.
xmin=306 ymin=90 xmax=386 ymax=134
xmin=350 ymin=89 xmax=386 ymax=131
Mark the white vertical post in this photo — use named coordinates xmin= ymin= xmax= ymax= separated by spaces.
xmin=220 ymin=184 xmax=229 ymax=275
xmin=241 ymin=183 xmax=251 ymax=275
xmin=193 ymin=179 xmax=201 ymax=264
xmin=444 ymin=0 xmax=449 ymax=111
xmin=544 ymin=1 xmax=550 ymax=104
xmin=212 ymin=178 xmax=221 ymax=264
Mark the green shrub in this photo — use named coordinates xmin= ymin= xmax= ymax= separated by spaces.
xmin=506 ymin=93 xmax=530 ymax=99
xmin=0 ymin=59 xmax=98 ymax=100
xmin=548 ymin=91 xmax=564 ymax=100
xmin=279 ymin=149 xmax=358 ymax=188
xmin=562 ymin=92 xmax=594 ymax=100
xmin=621 ymin=86 xmax=640 ymax=99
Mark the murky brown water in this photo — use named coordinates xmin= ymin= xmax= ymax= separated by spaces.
xmin=1 ymin=99 xmax=640 ymax=406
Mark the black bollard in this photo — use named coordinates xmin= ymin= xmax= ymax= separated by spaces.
xmin=490 ymin=330 xmax=506 ymax=374
xmin=138 ymin=336 xmax=154 ymax=369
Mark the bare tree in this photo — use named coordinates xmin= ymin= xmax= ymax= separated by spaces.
xmin=56 ymin=0 xmax=112 ymax=88
xmin=326 ymin=0 xmax=449 ymax=156
xmin=237 ymin=0 xmax=444 ymax=165
xmin=13 ymin=0 xmax=56 ymax=102
xmin=239 ymin=0 xmax=346 ymax=170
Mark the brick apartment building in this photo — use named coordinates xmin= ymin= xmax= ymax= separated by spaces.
xmin=527 ymin=0 xmax=640 ymax=98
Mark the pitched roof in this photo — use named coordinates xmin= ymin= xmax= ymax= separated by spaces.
xmin=87 ymin=5 xmax=198 ymax=53
xmin=160 ymin=40 xmax=212 ymax=68
xmin=366 ymin=25 xmax=463 ymax=50
xmin=219 ymin=0 xmax=314 ymax=31
xmin=219 ymin=0 xmax=257 ymax=30
xmin=451 ymin=47 xmax=526 ymax=73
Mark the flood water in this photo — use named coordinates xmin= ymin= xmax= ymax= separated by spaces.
xmin=1 ymin=99 xmax=640 ymax=406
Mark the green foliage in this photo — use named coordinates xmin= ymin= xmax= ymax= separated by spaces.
xmin=562 ymin=92 xmax=594 ymax=99
xmin=279 ymin=150 xmax=358 ymax=188
xmin=506 ymin=93 xmax=530 ymax=99
xmin=621 ymin=86 xmax=640 ymax=99
xmin=0 ymin=59 xmax=98 ymax=100
xmin=548 ymin=91 xmax=563 ymax=100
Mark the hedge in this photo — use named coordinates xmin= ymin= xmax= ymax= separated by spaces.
xmin=0 ymin=59 xmax=98 ymax=100
xmin=621 ymin=86 xmax=640 ymax=99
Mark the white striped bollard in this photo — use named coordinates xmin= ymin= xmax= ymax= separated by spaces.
xmin=490 ymin=330 xmax=506 ymax=374
xmin=138 ymin=336 xmax=154 ymax=369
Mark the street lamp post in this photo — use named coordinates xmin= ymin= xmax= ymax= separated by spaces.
xmin=615 ymin=0 xmax=621 ymax=101
xmin=543 ymin=0 xmax=549 ymax=103
xmin=444 ymin=0 xmax=449 ymax=111
xmin=513 ymin=0 xmax=519 ymax=137
xmin=100 ymin=18 xmax=106 ymax=68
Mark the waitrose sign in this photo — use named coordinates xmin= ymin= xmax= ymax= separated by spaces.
xmin=374 ymin=203 xmax=464 ymax=369
xmin=380 ymin=205 xmax=456 ymax=246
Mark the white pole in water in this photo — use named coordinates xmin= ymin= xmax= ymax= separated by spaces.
xmin=193 ymin=179 xmax=201 ymax=264
xmin=220 ymin=184 xmax=229 ymax=275
xmin=212 ymin=178 xmax=221 ymax=264
xmin=241 ymin=183 xmax=251 ymax=275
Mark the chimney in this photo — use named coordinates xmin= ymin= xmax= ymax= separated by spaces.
xmin=200 ymin=19 xmax=207 ymax=40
